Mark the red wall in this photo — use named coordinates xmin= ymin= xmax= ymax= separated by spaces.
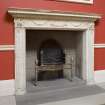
xmin=95 ymin=49 xmax=105 ymax=70
xmin=0 ymin=0 xmax=105 ymax=80
xmin=0 ymin=51 xmax=14 ymax=80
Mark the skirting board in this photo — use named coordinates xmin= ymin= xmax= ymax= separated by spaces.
xmin=95 ymin=70 xmax=105 ymax=83
xmin=0 ymin=79 xmax=15 ymax=96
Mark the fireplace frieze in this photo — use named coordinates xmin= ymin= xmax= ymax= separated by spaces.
xmin=14 ymin=19 xmax=95 ymax=30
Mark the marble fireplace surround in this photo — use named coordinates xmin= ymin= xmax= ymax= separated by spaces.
xmin=8 ymin=8 xmax=101 ymax=95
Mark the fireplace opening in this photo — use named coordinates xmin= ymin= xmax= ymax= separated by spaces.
xmin=26 ymin=30 xmax=83 ymax=83
xmin=38 ymin=39 xmax=65 ymax=80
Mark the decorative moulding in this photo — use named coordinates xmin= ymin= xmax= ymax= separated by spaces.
xmin=94 ymin=44 xmax=105 ymax=48
xmin=0 ymin=45 xmax=15 ymax=51
xmin=58 ymin=0 xmax=93 ymax=4
xmin=8 ymin=8 xmax=101 ymax=22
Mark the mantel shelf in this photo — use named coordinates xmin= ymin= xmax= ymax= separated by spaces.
xmin=8 ymin=8 xmax=101 ymax=21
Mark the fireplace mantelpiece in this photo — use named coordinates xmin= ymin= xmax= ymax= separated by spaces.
xmin=8 ymin=8 xmax=101 ymax=95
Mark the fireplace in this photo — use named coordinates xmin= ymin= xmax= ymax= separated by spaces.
xmin=26 ymin=30 xmax=79 ymax=82
xmin=8 ymin=8 xmax=100 ymax=95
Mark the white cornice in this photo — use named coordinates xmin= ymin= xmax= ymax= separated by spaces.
xmin=0 ymin=45 xmax=15 ymax=51
xmin=94 ymin=44 xmax=105 ymax=48
xmin=8 ymin=8 xmax=101 ymax=22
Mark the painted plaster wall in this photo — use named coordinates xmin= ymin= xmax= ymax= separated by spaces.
xmin=0 ymin=51 xmax=14 ymax=80
xmin=94 ymin=48 xmax=105 ymax=70
xmin=0 ymin=0 xmax=105 ymax=80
